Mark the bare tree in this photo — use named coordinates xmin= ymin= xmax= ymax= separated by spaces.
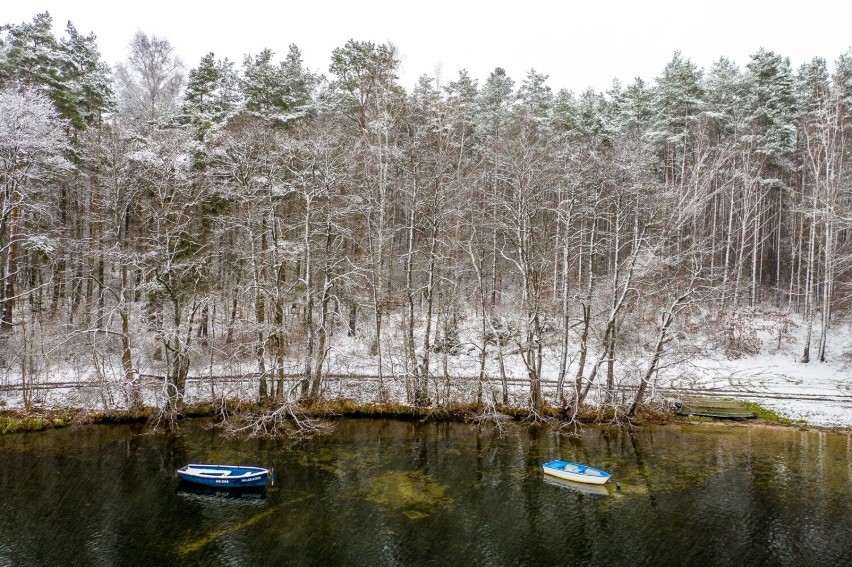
xmin=115 ymin=31 xmax=184 ymax=130
xmin=330 ymin=40 xmax=403 ymax=399
xmin=0 ymin=88 xmax=69 ymax=333
xmin=132 ymin=128 xmax=209 ymax=425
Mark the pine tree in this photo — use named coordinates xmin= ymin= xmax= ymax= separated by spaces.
xmin=0 ymin=13 xmax=78 ymax=129
xmin=444 ymin=69 xmax=479 ymax=157
xmin=609 ymin=77 xmax=654 ymax=138
xmin=241 ymin=45 xmax=315 ymax=126
xmin=182 ymin=52 xmax=241 ymax=139
xmin=477 ymin=67 xmax=515 ymax=142
xmin=704 ymin=57 xmax=745 ymax=140
xmin=743 ymin=49 xmax=796 ymax=171
xmin=1 ymin=14 xmax=113 ymax=137
xmin=328 ymin=39 xmax=403 ymax=396
xmin=517 ymin=69 xmax=553 ymax=130
xmin=649 ymin=52 xmax=706 ymax=187
xmin=329 ymin=39 xmax=401 ymax=133
xmin=60 ymin=22 xmax=114 ymax=130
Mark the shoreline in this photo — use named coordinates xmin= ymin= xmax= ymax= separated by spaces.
xmin=2 ymin=400 xmax=850 ymax=436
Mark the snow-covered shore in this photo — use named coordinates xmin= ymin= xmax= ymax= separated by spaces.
xmin=665 ymin=350 xmax=852 ymax=427
xmin=662 ymin=317 xmax=852 ymax=427
xmin=2 ymin=312 xmax=850 ymax=429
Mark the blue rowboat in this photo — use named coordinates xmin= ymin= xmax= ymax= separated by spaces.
xmin=542 ymin=459 xmax=611 ymax=485
xmin=176 ymin=464 xmax=271 ymax=488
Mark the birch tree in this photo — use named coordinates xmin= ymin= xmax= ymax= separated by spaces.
xmin=115 ymin=31 xmax=184 ymax=130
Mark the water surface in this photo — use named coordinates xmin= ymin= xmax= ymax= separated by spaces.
xmin=0 ymin=419 xmax=850 ymax=566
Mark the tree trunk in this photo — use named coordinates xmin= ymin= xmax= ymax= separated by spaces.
xmin=404 ymin=188 xmax=418 ymax=403
xmin=1 ymin=205 xmax=19 ymax=332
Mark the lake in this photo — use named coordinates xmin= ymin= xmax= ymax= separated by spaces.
xmin=0 ymin=419 xmax=850 ymax=566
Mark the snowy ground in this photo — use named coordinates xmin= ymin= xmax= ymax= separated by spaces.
xmin=665 ymin=357 xmax=852 ymax=427
xmin=662 ymin=319 xmax=852 ymax=428
xmin=1 ymin=312 xmax=850 ymax=429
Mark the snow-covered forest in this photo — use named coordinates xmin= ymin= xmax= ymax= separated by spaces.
xmin=2 ymin=13 xmax=851 ymax=423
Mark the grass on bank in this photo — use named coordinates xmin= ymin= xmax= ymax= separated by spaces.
xmin=0 ymin=407 xmax=153 ymax=434
xmin=738 ymin=401 xmax=803 ymax=425
xmin=0 ymin=412 xmax=67 ymax=434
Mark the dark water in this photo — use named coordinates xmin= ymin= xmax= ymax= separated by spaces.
xmin=0 ymin=419 xmax=850 ymax=566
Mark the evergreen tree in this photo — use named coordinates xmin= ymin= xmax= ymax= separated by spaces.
xmin=517 ymin=69 xmax=553 ymax=126
xmin=0 ymin=13 xmax=78 ymax=129
xmin=796 ymin=57 xmax=830 ymax=116
xmin=444 ymin=69 xmax=479 ymax=156
xmin=241 ymin=45 xmax=315 ymax=126
xmin=477 ymin=67 xmax=515 ymax=140
xmin=59 ymin=22 xmax=114 ymax=130
xmin=281 ymin=44 xmax=315 ymax=110
xmin=609 ymin=77 xmax=653 ymax=137
xmin=704 ymin=57 xmax=745 ymax=140
xmin=328 ymin=39 xmax=403 ymax=395
xmin=181 ymin=52 xmax=241 ymax=139
xmin=743 ymin=49 xmax=796 ymax=170
xmin=649 ymin=52 xmax=705 ymax=185
xmin=329 ymin=39 xmax=401 ymax=133
xmin=574 ymin=88 xmax=611 ymax=142
xmin=184 ymin=52 xmax=221 ymax=119
xmin=833 ymin=50 xmax=852 ymax=112
xmin=652 ymin=52 xmax=705 ymax=140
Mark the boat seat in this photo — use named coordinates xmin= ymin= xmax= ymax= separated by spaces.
xmin=189 ymin=469 xmax=230 ymax=476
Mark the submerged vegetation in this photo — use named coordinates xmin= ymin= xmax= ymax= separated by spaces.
xmin=364 ymin=470 xmax=452 ymax=518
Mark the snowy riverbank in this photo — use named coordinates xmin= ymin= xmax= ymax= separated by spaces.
xmin=2 ymin=312 xmax=850 ymax=429
xmin=662 ymin=317 xmax=852 ymax=427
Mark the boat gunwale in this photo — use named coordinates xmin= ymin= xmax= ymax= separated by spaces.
xmin=176 ymin=464 xmax=271 ymax=487
xmin=178 ymin=464 xmax=269 ymax=479
xmin=541 ymin=459 xmax=611 ymax=484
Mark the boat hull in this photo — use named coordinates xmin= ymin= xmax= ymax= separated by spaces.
xmin=176 ymin=464 xmax=270 ymax=488
xmin=542 ymin=459 xmax=610 ymax=485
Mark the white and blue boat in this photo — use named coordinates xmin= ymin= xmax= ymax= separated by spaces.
xmin=542 ymin=459 xmax=611 ymax=485
xmin=176 ymin=464 xmax=271 ymax=488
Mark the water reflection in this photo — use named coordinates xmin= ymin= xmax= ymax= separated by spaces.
xmin=176 ymin=480 xmax=267 ymax=500
xmin=0 ymin=420 xmax=850 ymax=565
xmin=541 ymin=475 xmax=610 ymax=496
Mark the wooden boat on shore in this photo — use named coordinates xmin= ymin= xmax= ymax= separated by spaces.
xmin=542 ymin=459 xmax=611 ymax=485
xmin=176 ymin=464 xmax=271 ymax=488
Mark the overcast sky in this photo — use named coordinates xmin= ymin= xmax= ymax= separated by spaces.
xmin=6 ymin=1 xmax=852 ymax=93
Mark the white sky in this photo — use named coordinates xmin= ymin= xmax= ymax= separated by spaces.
xmin=5 ymin=1 xmax=852 ymax=93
